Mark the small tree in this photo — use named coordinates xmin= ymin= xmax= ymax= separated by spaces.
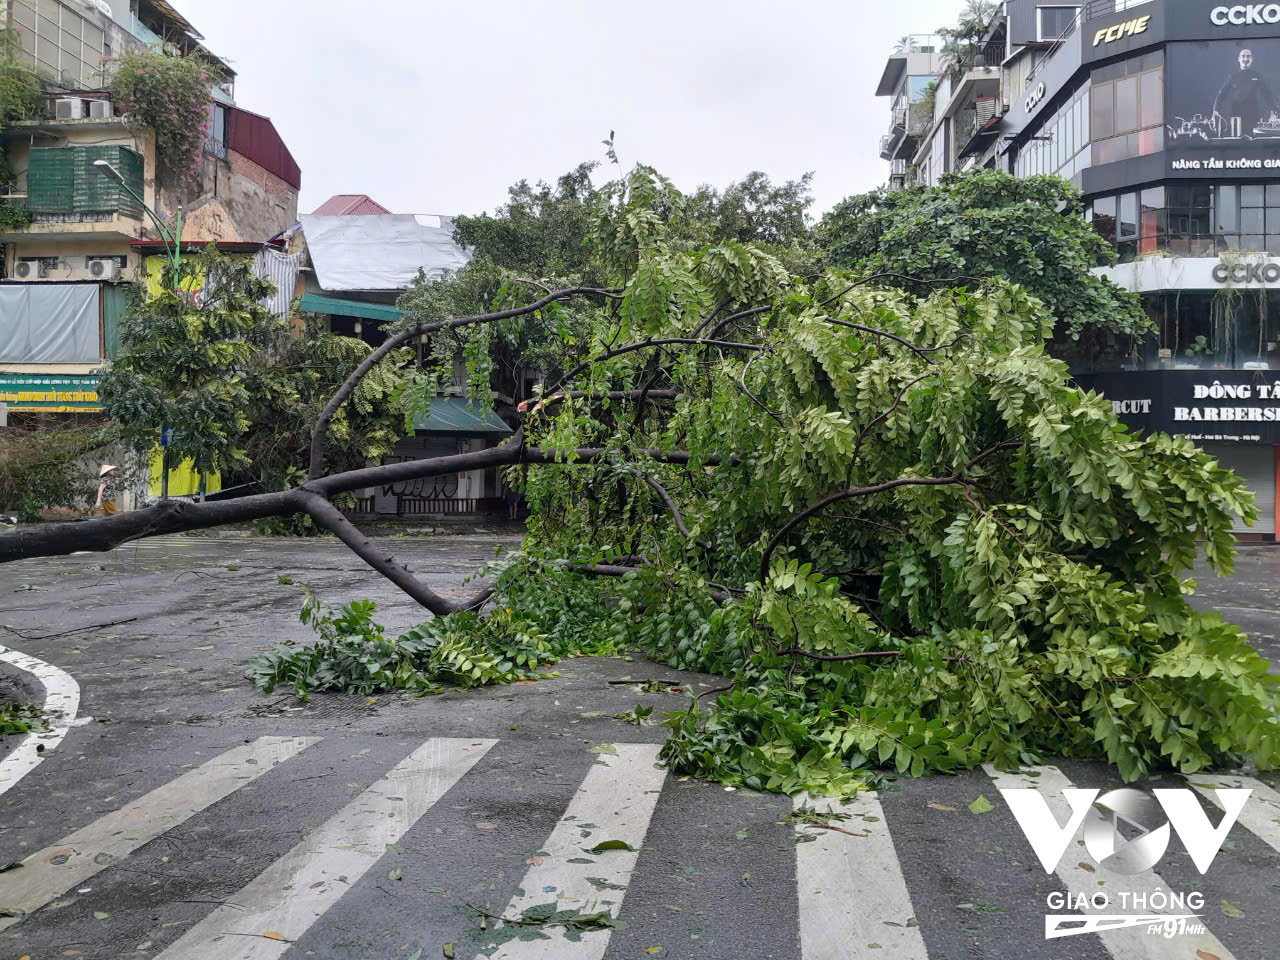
xmin=98 ymin=247 xmax=282 ymax=478
xmin=99 ymin=247 xmax=410 ymax=493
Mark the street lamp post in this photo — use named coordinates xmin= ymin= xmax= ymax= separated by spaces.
xmin=92 ymin=159 xmax=182 ymax=289
xmin=94 ymin=160 xmax=182 ymax=500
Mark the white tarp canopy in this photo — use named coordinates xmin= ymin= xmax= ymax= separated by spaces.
xmin=299 ymin=214 xmax=471 ymax=292
xmin=0 ymin=283 xmax=100 ymax=362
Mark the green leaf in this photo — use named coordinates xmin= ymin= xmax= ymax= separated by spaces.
xmin=968 ymin=795 xmax=995 ymax=815
xmin=586 ymin=840 xmax=635 ymax=853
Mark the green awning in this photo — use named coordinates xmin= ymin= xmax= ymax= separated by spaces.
xmin=413 ymin=395 xmax=512 ymax=434
xmin=298 ymin=293 xmax=403 ymax=323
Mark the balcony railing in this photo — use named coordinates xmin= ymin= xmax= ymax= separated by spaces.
xmin=203 ymin=136 xmax=226 ymax=159
xmin=1024 ymin=9 xmax=1081 ymax=88
xmin=942 ymin=39 xmax=1006 ymax=87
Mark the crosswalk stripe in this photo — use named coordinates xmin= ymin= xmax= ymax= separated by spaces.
xmin=479 ymin=742 xmax=666 ymax=959
xmin=154 ymin=736 xmax=497 ymax=960
xmin=0 ymin=643 xmax=80 ymax=798
xmin=985 ymin=764 xmax=1237 ymax=960
xmin=1184 ymin=772 xmax=1280 ymax=855
xmin=793 ymin=792 xmax=927 ymax=959
xmin=0 ymin=735 xmax=318 ymax=932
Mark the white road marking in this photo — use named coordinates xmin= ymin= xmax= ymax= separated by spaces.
xmin=0 ymin=642 xmax=80 ymax=798
xmin=793 ymin=791 xmax=927 ymax=959
xmin=0 ymin=736 xmax=318 ymax=932
xmin=480 ymin=742 xmax=667 ymax=960
xmin=1186 ymin=772 xmax=1280 ymax=855
xmin=985 ymin=764 xmax=1238 ymax=960
xmin=154 ymin=737 xmax=497 ymax=960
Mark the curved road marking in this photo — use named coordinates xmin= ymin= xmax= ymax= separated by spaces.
xmin=0 ymin=642 xmax=81 ymax=797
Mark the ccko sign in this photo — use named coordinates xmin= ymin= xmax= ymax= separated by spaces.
xmin=1212 ymin=4 xmax=1280 ymax=25
xmin=1024 ymin=82 xmax=1047 ymax=114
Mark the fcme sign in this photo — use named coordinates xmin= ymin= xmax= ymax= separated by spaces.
xmin=1212 ymin=4 xmax=1280 ymax=24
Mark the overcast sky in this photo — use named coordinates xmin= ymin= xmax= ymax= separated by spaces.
xmin=179 ymin=0 xmax=964 ymax=221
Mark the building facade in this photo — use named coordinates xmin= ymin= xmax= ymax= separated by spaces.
xmin=877 ymin=0 xmax=1280 ymax=540
xmin=0 ymin=0 xmax=300 ymax=429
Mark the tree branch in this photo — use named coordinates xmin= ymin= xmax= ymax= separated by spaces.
xmin=777 ymin=647 xmax=974 ymax=665
xmin=757 ymin=440 xmax=1022 ymax=586
xmin=614 ymin=467 xmax=709 ymax=548
xmin=298 ymin=492 xmax=490 ymax=615
xmin=308 ymin=287 xmax=614 ymax=480
xmin=852 ymin=373 xmax=937 ymax=461
xmin=0 ymin=440 xmax=729 ymax=567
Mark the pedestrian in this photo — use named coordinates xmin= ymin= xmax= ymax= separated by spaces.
xmin=95 ymin=464 xmax=120 ymax=515
xmin=505 ymin=485 xmax=521 ymax=521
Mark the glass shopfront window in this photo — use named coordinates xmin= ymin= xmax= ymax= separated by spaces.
xmin=1087 ymin=183 xmax=1280 ymax=259
xmin=1144 ymin=292 xmax=1280 ymax=371
xmin=1090 ymin=51 xmax=1163 ymax=167
xmin=1063 ymin=291 xmax=1280 ymax=373
xmin=1014 ymin=82 xmax=1090 ymax=182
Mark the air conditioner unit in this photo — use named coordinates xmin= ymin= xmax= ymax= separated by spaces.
xmin=14 ymin=260 xmax=47 ymax=279
xmin=88 ymin=100 xmax=113 ymax=119
xmin=54 ymin=98 xmax=86 ymax=120
xmin=88 ymin=258 xmax=121 ymax=280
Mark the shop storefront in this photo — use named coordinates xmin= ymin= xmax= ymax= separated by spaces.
xmin=1076 ymin=370 xmax=1280 ymax=537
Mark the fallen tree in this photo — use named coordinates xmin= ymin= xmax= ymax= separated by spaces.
xmin=5 ymin=165 xmax=1277 ymax=793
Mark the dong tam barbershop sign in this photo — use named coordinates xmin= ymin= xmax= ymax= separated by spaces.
xmin=1075 ymin=371 xmax=1280 ymax=443
xmin=0 ymin=374 xmax=101 ymax=412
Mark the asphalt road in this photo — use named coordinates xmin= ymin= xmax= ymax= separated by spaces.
xmin=0 ymin=533 xmax=1277 ymax=960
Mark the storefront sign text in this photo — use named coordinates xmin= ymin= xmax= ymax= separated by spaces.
xmin=1212 ymin=261 xmax=1280 ymax=282
xmin=1094 ymin=15 xmax=1151 ymax=45
xmin=1211 ymin=4 xmax=1280 ymax=25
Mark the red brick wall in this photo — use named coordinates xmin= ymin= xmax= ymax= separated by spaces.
xmin=228 ymin=150 xmax=296 ymax=202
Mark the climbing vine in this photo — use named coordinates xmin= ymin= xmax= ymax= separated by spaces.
xmin=108 ymin=49 xmax=220 ymax=180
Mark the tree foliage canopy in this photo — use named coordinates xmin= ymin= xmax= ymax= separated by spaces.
xmin=819 ymin=171 xmax=1152 ymax=343
xmin=486 ymin=165 xmax=1275 ymax=792
xmin=99 ymin=247 xmax=409 ymax=488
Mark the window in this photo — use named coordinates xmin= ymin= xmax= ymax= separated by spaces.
xmin=11 ymin=0 xmax=105 ymax=87
xmin=1013 ymin=81 xmax=1090 ymax=182
xmin=204 ymin=104 xmax=226 ymax=158
xmin=908 ymin=75 xmax=935 ymax=102
xmin=1038 ymin=6 xmax=1079 ymax=41
xmin=1092 ymin=182 xmax=1280 ymax=259
xmin=1090 ymin=51 xmax=1164 ymax=166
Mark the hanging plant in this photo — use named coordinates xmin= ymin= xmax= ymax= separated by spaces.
xmin=108 ymin=49 xmax=221 ymax=181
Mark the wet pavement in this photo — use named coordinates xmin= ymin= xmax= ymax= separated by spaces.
xmin=0 ymin=533 xmax=1275 ymax=960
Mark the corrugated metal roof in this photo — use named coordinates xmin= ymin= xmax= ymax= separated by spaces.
xmin=312 ymin=194 xmax=392 ymax=216
xmin=299 ymin=214 xmax=470 ymax=292
xmin=226 ymin=107 xmax=301 ymax=190
xmin=298 ymin=293 xmax=402 ymax=323
xmin=412 ymin=396 xmax=512 ymax=435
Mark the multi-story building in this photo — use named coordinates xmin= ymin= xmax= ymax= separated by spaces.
xmin=875 ymin=0 xmax=1280 ymax=541
xmin=0 ymin=0 xmax=300 ymax=427
xmin=876 ymin=37 xmax=947 ymax=191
